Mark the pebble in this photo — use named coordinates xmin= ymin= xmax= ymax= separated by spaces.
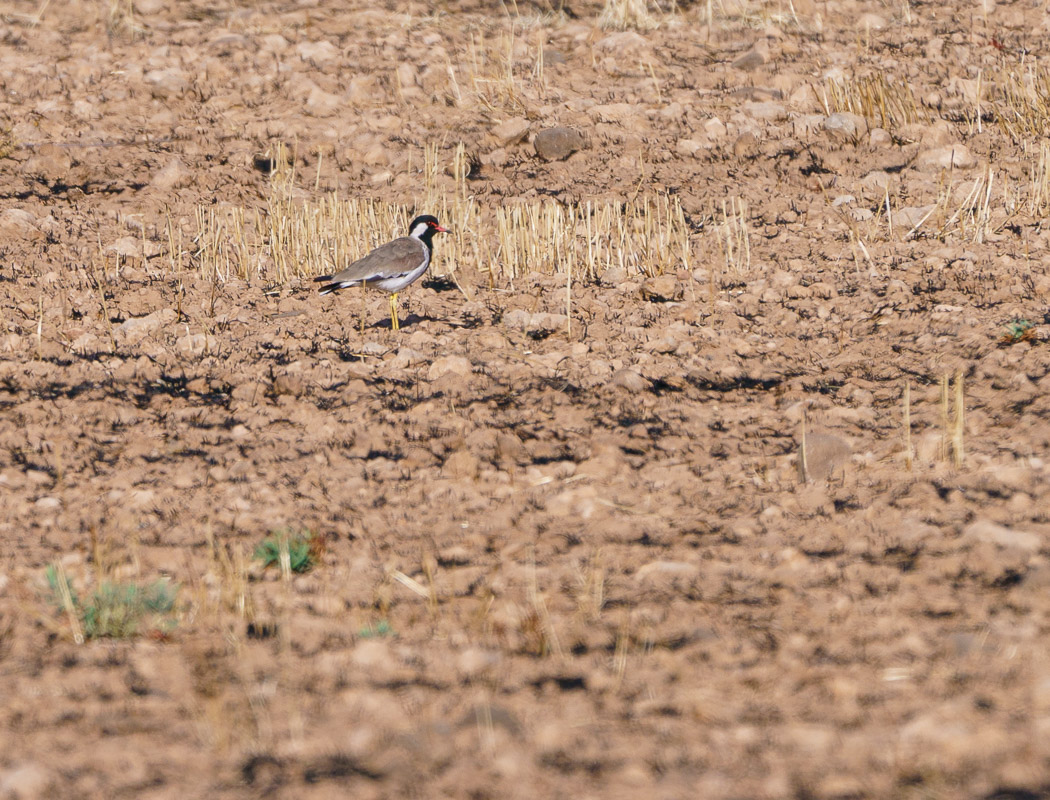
xmin=916 ymin=144 xmax=977 ymax=170
xmin=0 ymin=209 xmax=41 ymax=238
xmin=117 ymin=308 xmax=177 ymax=344
xmin=640 ymin=274 xmax=682 ymax=302
xmin=732 ymin=132 xmax=759 ymax=158
xmin=961 ymin=519 xmax=1041 ymax=553
xmin=144 ymin=68 xmax=189 ymax=98
xmin=0 ymin=763 xmax=52 ymax=800
xmin=800 ymin=432 xmax=852 ymax=481
xmin=857 ymin=12 xmax=888 ymax=30
xmin=611 ymin=368 xmax=649 ymax=392
xmin=823 ymin=112 xmax=867 ymax=142
xmin=593 ymin=31 xmax=649 ymax=54
xmin=892 ymin=205 xmax=935 ymax=230
xmin=296 ymin=40 xmax=340 ymax=67
xmin=731 ymin=41 xmax=768 ymax=71
xmin=304 ymin=83 xmax=342 ymax=116
xmin=533 ymin=127 xmax=585 ymax=161
xmin=742 ymin=101 xmax=787 ymax=121
xmin=427 ymin=355 xmax=473 ymax=380
xmin=176 ymin=332 xmax=218 ymax=356
xmin=491 ymin=117 xmax=530 ymax=147
xmin=151 ymin=157 xmax=188 ymax=191
xmin=22 ymin=144 xmax=71 ymax=183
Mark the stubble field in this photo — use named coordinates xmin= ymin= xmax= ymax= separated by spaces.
xmin=2 ymin=0 xmax=1050 ymax=797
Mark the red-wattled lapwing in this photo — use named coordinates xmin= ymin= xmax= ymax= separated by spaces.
xmin=314 ymin=215 xmax=449 ymax=331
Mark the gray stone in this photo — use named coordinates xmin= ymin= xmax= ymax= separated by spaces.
xmin=534 ymin=127 xmax=585 ymax=161
xmin=917 ymin=144 xmax=977 ymax=170
xmin=962 ymin=519 xmax=1041 ymax=553
xmin=491 ymin=117 xmax=530 ymax=147
xmin=824 ymin=112 xmax=868 ymax=142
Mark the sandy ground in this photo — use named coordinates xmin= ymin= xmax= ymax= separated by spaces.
xmin=3 ymin=0 xmax=1050 ymax=797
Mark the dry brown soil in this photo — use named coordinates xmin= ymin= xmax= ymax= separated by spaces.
xmin=3 ymin=0 xmax=1050 ymax=797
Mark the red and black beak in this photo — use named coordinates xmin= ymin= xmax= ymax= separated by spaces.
xmin=431 ymin=222 xmax=450 ymax=233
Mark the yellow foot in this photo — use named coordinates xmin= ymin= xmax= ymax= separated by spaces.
xmin=390 ymin=293 xmax=400 ymax=331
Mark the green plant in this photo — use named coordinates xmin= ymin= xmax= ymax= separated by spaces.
xmin=253 ymin=529 xmax=319 ymax=574
xmin=358 ymin=620 xmax=394 ymax=638
xmin=1002 ymin=318 xmax=1034 ymax=344
xmin=46 ymin=565 xmax=178 ymax=640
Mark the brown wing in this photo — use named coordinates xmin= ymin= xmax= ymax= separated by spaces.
xmin=324 ymin=236 xmax=426 ymax=284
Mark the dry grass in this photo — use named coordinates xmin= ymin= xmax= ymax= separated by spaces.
xmin=822 ymin=73 xmax=927 ymax=130
xmin=192 ymin=141 xmax=696 ymax=287
xmin=1024 ymin=139 xmax=1050 ymax=216
xmin=716 ymin=196 xmax=750 ymax=276
xmin=940 ymin=371 xmax=965 ymax=468
xmin=599 ymin=0 xmax=661 ymax=31
xmin=993 ymin=67 xmax=1050 ymax=143
xmin=699 ymin=0 xmax=803 ymax=30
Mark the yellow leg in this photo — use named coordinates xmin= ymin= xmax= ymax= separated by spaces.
xmin=390 ymin=292 xmax=400 ymax=331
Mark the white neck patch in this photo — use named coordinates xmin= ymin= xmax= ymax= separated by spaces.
xmin=409 ymin=221 xmax=431 ymax=239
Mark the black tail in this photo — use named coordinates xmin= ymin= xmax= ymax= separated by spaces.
xmin=314 ymin=275 xmax=339 ymax=295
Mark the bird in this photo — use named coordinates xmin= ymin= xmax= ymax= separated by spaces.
xmin=314 ymin=214 xmax=449 ymax=331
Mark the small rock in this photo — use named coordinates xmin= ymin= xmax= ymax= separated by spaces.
xmin=0 ymin=763 xmax=52 ymax=800
xmin=742 ymin=101 xmax=787 ymax=120
xmin=496 ymin=432 xmax=526 ymax=464
xmin=962 ymin=519 xmax=1041 ymax=553
xmin=144 ymin=68 xmax=189 ymax=99
xmin=704 ymin=117 xmax=727 ymax=138
xmin=151 ymin=158 xmax=188 ymax=191
xmin=305 ymin=83 xmax=342 ymax=116
xmin=444 ymin=449 xmax=480 ymax=479
xmin=22 ymin=144 xmax=71 ymax=183
xmin=593 ymin=31 xmax=649 ymax=54
xmin=107 ymin=236 xmax=142 ymax=258
xmin=640 ymin=275 xmax=682 ymax=302
xmin=491 ymin=117 xmax=530 ymax=147
xmin=70 ymin=332 xmax=99 ymax=352
xmin=592 ymin=103 xmax=635 ymax=123
xmin=296 ymin=40 xmax=340 ymax=67
xmin=611 ymin=368 xmax=649 ymax=392
xmin=731 ymin=41 xmax=768 ymax=71
xmin=635 ymin=560 xmax=700 ymax=580
xmin=599 ymin=266 xmax=627 ymax=286
xmin=892 ymin=205 xmax=935 ymax=231
xmin=824 ymin=112 xmax=867 ymax=142
xmin=395 ymin=62 xmax=419 ymax=88
xmin=916 ymin=144 xmax=977 ymax=170
xmin=456 ymin=647 xmax=500 ymax=678
xmin=176 ymin=332 xmax=218 ymax=356
xmin=869 ymin=127 xmax=892 ymax=147
xmin=428 ymin=355 xmax=472 ymax=380
xmin=857 ymin=12 xmax=887 ymax=30
xmin=732 ymin=132 xmax=759 ymax=158
xmin=0 ymin=209 xmax=41 ymax=238
xmin=502 ymin=311 xmax=566 ymax=337
xmin=272 ymin=373 xmax=304 ymax=396
xmin=347 ymin=75 xmax=378 ymax=106
xmin=800 ymin=432 xmax=851 ymax=480
xmin=533 ymin=127 xmax=585 ymax=161
xmin=390 ymin=347 xmax=427 ymax=370
xmin=675 ymin=139 xmax=704 ymax=157
xmin=117 ymin=308 xmax=177 ymax=344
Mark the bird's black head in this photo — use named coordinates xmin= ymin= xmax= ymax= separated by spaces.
xmin=408 ymin=215 xmax=449 ymax=244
